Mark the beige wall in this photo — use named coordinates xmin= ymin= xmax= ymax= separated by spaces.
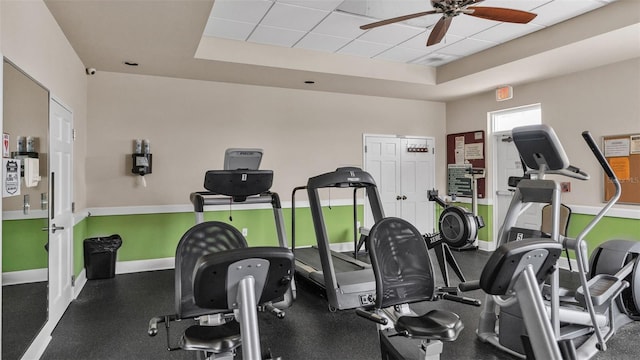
xmin=446 ymin=58 xmax=640 ymax=208
xmin=86 ymin=71 xmax=446 ymax=207
xmin=1 ymin=0 xmax=88 ymax=209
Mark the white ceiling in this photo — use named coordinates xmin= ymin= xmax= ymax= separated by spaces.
xmin=204 ymin=0 xmax=616 ymax=66
xmin=43 ymin=0 xmax=639 ymax=101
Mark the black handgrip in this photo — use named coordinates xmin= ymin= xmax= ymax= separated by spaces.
xmin=582 ymin=131 xmax=616 ymax=180
xmin=441 ymin=293 xmax=482 ymax=307
xmin=458 ymin=280 xmax=481 ymax=292
xmin=355 ymin=308 xmax=388 ymax=325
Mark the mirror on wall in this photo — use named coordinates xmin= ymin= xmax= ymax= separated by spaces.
xmin=2 ymin=60 xmax=50 ymax=360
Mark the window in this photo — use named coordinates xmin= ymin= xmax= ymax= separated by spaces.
xmin=491 ymin=104 xmax=541 ymax=133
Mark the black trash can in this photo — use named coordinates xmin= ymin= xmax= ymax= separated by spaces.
xmin=83 ymin=234 xmax=123 ymax=280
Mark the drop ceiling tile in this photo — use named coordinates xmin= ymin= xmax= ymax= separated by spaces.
xmin=471 ymin=22 xmax=544 ymax=42
xmin=248 ymin=25 xmax=307 ymax=47
xmin=337 ymin=40 xmax=390 ymax=58
xmin=294 ymin=32 xmax=353 ymax=52
xmin=530 ymin=0 xmax=604 ymax=26
xmin=400 ymin=32 xmax=463 ymax=50
xmin=438 ymin=38 xmax=498 ymax=56
xmin=210 ymin=0 xmax=273 ymax=24
xmin=277 ymin=0 xmax=344 ymax=11
xmin=312 ymin=11 xmax=368 ymax=38
xmin=477 ymin=0 xmax=553 ymax=12
xmin=375 ymin=46 xmax=432 ymax=63
xmin=447 ymin=15 xmax=500 ymax=38
xmin=203 ymin=18 xmax=256 ymax=41
xmin=359 ymin=23 xmax=425 ymax=45
xmin=261 ymin=2 xmax=330 ymax=32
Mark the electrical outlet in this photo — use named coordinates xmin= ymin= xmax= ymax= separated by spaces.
xmin=242 ymin=228 xmax=248 ymax=236
xmin=561 ymin=182 xmax=571 ymax=193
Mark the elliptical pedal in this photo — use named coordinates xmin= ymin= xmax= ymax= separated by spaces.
xmin=576 ymin=274 xmax=628 ymax=307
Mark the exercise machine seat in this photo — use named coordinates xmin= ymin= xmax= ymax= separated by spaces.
xmin=396 ymin=309 xmax=464 ymax=340
xmin=180 ymin=322 xmax=241 ymax=353
xmin=368 ymin=217 xmax=463 ymax=341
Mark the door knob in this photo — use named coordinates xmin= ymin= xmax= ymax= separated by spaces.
xmin=41 ymin=224 xmax=65 ymax=233
xmin=402 ymin=195 xmax=407 ymax=200
xmin=396 ymin=196 xmax=402 ymax=200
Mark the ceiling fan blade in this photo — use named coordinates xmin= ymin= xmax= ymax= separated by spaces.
xmin=467 ymin=6 xmax=537 ymax=24
xmin=427 ymin=16 xmax=452 ymax=46
xmin=360 ymin=10 xmax=439 ymax=30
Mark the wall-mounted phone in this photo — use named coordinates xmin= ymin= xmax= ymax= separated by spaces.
xmin=131 ymin=139 xmax=152 ymax=176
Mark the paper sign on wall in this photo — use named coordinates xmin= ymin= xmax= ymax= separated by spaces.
xmin=465 ymin=143 xmax=484 ymax=160
xmin=3 ymin=133 xmax=9 ymax=158
xmin=3 ymin=158 xmax=21 ymax=197
xmin=604 ymin=138 xmax=630 ymax=157
xmin=609 ymin=157 xmax=630 ymax=181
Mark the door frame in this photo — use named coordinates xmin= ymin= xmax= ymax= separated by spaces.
xmin=21 ymin=96 xmax=75 ymax=360
xmin=489 ymin=104 xmax=542 ymax=248
xmin=491 ymin=129 xmax=512 ymax=248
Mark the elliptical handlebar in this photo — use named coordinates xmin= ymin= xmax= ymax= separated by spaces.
xmin=575 ymin=131 xmax=622 ymax=244
xmin=582 ymin=131 xmax=617 ymax=181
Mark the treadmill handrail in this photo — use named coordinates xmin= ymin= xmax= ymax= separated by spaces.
xmin=307 ymin=167 xmax=377 ymax=189
xmin=190 ymin=191 xmax=277 ymax=212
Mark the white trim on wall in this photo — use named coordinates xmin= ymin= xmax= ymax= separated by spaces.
xmin=81 ymin=198 xmax=364 ymax=217
xmin=2 ymin=268 xmax=47 ymax=285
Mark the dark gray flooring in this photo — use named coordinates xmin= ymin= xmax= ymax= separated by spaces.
xmin=2 ymin=281 xmax=48 ymax=360
xmin=40 ymin=250 xmax=640 ymax=360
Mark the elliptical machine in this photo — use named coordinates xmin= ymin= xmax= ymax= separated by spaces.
xmin=474 ymin=125 xmax=640 ymax=359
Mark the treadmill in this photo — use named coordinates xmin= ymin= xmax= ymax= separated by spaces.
xmin=292 ymin=167 xmax=385 ymax=311
xmin=189 ymin=148 xmax=287 ymax=247
xmin=188 ymin=147 xmax=295 ymax=309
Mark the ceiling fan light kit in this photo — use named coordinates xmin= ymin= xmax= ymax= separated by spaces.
xmin=360 ymin=0 xmax=537 ymax=46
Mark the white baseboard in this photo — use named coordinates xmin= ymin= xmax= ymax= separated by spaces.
xmin=19 ymin=330 xmax=51 ymax=360
xmin=73 ymin=268 xmax=87 ymax=299
xmin=2 ymin=268 xmax=47 ymax=285
xmin=115 ymin=257 xmax=175 ymax=274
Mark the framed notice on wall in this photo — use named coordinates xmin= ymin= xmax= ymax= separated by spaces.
xmin=446 ymin=131 xmax=486 ymax=198
xmin=603 ymin=133 xmax=640 ymax=204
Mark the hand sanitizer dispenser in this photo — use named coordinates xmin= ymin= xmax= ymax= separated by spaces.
xmin=23 ymin=157 xmax=41 ymax=187
xmin=131 ymin=139 xmax=152 ymax=176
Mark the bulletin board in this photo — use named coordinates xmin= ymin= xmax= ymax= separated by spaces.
xmin=446 ymin=131 xmax=486 ymax=198
xmin=603 ymin=134 xmax=640 ymax=204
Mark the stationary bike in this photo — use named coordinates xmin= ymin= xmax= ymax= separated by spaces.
xmin=474 ymin=124 xmax=640 ymax=359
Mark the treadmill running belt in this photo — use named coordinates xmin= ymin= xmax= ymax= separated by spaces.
xmin=295 ymin=247 xmax=364 ymax=273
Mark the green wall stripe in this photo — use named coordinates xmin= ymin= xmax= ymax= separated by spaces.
xmin=2 ymin=218 xmax=48 ymax=272
xmin=80 ymin=205 xmax=363 ymax=272
xmin=4 ymin=203 xmax=638 ymax=277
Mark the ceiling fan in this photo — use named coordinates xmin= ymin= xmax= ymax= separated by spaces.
xmin=359 ymin=0 xmax=537 ymax=46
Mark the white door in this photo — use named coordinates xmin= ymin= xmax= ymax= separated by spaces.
xmin=364 ymin=135 xmax=435 ymax=234
xmin=399 ymin=138 xmax=435 ymax=234
xmin=364 ymin=136 xmax=401 ymax=221
xmin=494 ymin=133 xmax=541 ymax=242
xmin=47 ymin=98 xmax=74 ymax=324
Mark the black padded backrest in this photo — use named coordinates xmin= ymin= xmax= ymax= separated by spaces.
xmin=480 ymin=239 xmax=562 ymax=296
xmin=175 ymin=221 xmax=248 ymax=319
xmin=193 ymin=247 xmax=294 ymax=309
xmin=367 ymin=217 xmax=436 ymax=309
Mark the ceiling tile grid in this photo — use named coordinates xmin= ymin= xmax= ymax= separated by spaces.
xmin=204 ymin=0 xmax=617 ymax=66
